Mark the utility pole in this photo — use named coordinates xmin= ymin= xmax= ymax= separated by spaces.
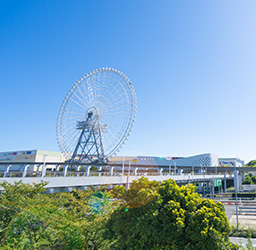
xmin=234 ymin=161 xmax=239 ymax=230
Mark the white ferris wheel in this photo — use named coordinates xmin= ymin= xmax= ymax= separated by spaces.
xmin=56 ymin=68 xmax=137 ymax=163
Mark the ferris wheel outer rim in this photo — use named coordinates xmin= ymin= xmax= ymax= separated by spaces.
xmin=56 ymin=67 xmax=136 ymax=160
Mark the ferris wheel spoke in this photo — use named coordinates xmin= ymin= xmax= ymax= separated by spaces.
xmin=61 ymin=121 xmax=76 ymax=127
xmin=104 ymin=131 xmax=119 ymax=144
xmin=65 ymin=110 xmax=86 ymax=115
xmin=61 ymin=127 xmax=78 ymax=139
xmin=69 ymin=97 xmax=86 ymax=110
xmin=61 ymin=127 xmax=76 ymax=137
xmin=70 ymin=88 xmax=87 ymax=107
xmin=96 ymin=72 xmax=122 ymax=99
xmin=62 ymin=135 xmax=79 ymax=152
xmin=67 ymin=106 xmax=85 ymax=116
xmin=103 ymin=101 xmax=130 ymax=112
xmin=107 ymin=124 xmax=123 ymax=135
xmin=63 ymin=115 xmax=83 ymax=121
xmin=75 ymin=83 xmax=89 ymax=102
xmin=61 ymin=133 xmax=77 ymax=146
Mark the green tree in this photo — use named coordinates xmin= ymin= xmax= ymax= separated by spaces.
xmin=242 ymin=175 xmax=253 ymax=185
xmin=0 ymin=181 xmax=114 ymax=249
xmin=246 ymin=160 xmax=256 ymax=167
xmin=107 ymin=177 xmax=238 ymax=250
xmin=251 ymin=175 xmax=256 ymax=184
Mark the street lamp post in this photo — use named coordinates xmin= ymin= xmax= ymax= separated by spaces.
xmin=42 ymin=155 xmax=47 ymax=178
xmin=234 ymin=161 xmax=239 ymax=230
xmin=169 ymin=164 xmax=171 ymax=175
xmin=127 ymin=161 xmax=132 ymax=189
xmin=122 ymin=157 xmax=125 ymax=176
xmin=203 ymin=166 xmax=206 ymax=197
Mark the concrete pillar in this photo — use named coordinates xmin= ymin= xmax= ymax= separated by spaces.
xmin=98 ymin=166 xmax=102 ymax=176
xmin=134 ymin=167 xmax=138 ymax=176
xmin=85 ymin=166 xmax=91 ymax=176
xmin=56 ymin=165 xmax=61 ymax=171
xmin=198 ymin=183 xmax=203 ymax=192
xmin=159 ymin=168 xmax=163 ymax=176
xmin=22 ymin=165 xmax=29 ymax=178
xmin=79 ymin=186 xmax=88 ymax=191
xmin=46 ymin=188 xmax=55 ymax=194
xmin=211 ymin=179 xmax=215 ymax=198
xmin=63 ymin=187 xmax=73 ymax=193
xmin=198 ymin=169 xmax=203 ymax=192
xmin=224 ymin=171 xmax=227 ymax=193
xmin=36 ymin=164 xmax=41 ymax=172
xmin=4 ymin=165 xmax=11 ymax=178
xmin=145 ymin=168 xmax=148 ymax=176
xmin=63 ymin=165 xmax=68 ymax=177
xmin=109 ymin=166 xmax=114 ymax=176
xmin=206 ymin=182 xmax=210 ymax=193
xmin=178 ymin=169 xmax=183 ymax=175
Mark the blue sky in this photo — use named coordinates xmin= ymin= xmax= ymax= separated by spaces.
xmin=1 ymin=0 xmax=256 ymax=163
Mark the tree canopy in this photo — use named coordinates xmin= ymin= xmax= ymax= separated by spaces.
xmin=107 ymin=177 xmax=238 ymax=250
xmin=0 ymin=181 xmax=113 ymax=249
xmin=246 ymin=160 xmax=256 ymax=167
xmin=0 ymin=178 xmax=238 ymax=249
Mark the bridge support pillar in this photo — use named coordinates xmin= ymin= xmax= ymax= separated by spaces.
xmin=211 ymin=179 xmax=215 ymax=198
xmin=178 ymin=169 xmax=183 ymax=175
xmin=159 ymin=168 xmax=163 ymax=176
xmin=79 ymin=186 xmax=88 ymax=191
xmin=4 ymin=165 xmax=11 ymax=178
xmin=198 ymin=183 xmax=203 ymax=193
xmin=109 ymin=166 xmax=114 ymax=176
xmin=63 ymin=187 xmax=74 ymax=192
xmin=98 ymin=166 xmax=102 ymax=176
xmin=198 ymin=169 xmax=203 ymax=193
xmin=63 ymin=165 xmax=68 ymax=177
xmin=134 ymin=167 xmax=138 ymax=176
xmin=36 ymin=164 xmax=41 ymax=172
xmin=22 ymin=165 xmax=29 ymax=178
xmin=55 ymin=165 xmax=61 ymax=171
xmin=85 ymin=166 xmax=91 ymax=176
xmin=46 ymin=188 xmax=55 ymax=194
xmin=224 ymin=171 xmax=227 ymax=193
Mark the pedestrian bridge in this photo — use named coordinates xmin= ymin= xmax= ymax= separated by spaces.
xmin=0 ymin=173 xmax=234 ymax=193
xmin=0 ymin=162 xmax=238 ymax=193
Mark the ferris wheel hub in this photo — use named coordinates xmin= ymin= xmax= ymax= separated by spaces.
xmin=86 ymin=107 xmax=99 ymax=120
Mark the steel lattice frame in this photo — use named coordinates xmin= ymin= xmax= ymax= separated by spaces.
xmin=57 ymin=67 xmax=137 ymax=162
